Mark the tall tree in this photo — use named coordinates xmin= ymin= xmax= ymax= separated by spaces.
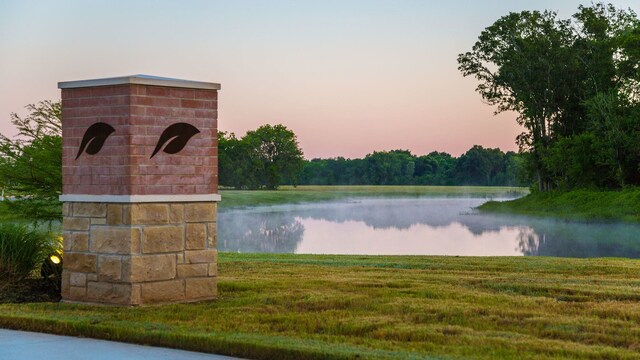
xmin=457 ymin=10 xmax=575 ymax=191
xmin=458 ymin=3 xmax=639 ymax=191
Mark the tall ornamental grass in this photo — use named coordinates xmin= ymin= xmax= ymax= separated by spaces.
xmin=0 ymin=223 xmax=54 ymax=282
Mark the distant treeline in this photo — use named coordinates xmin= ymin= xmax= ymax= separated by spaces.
xmin=218 ymin=125 xmax=526 ymax=189
xmin=296 ymin=146 xmax=526 ymax=186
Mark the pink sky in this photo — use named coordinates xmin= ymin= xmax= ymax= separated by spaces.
xmin=1 ymin=0 xmax=636 ymax=159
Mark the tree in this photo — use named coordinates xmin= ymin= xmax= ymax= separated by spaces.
xmin=414 ymin=152 xmax=456 ymax=185
xmin=363 ymin=150 xmax=414 ymax=185
xmin=0 ymin=101 xmax=62 ymax=222
xmin=503 ymin=151 xmax=528 ymax=187
xmin=455 ymin=146 xmax=504 ymax=186
xmin=584 ymin=91 xmax=640 ymax=186
xmin=457 ymin=10 xmax=576 ymax=191
xmin=458 ymin=3 xmax=639 ymax=191
xmin=218 ymin=131 xmax=260 ymax=189
xmin=243 ymin=124 xmax=304 ymax=190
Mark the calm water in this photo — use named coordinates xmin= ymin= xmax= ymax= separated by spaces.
xmin=218 ymin=197 xmax=640 ymax=258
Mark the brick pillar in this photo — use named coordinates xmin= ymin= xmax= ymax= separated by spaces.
xmin=58 ymin=75 xmax=220 ymax=305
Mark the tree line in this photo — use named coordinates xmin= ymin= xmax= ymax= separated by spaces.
xmin=458 ymin=3 xmax=640 ymax=191
xmin=219 ymin=126 xmax=525 ymax=188
xmin=296 ymin=147 xmax=524 ymax=186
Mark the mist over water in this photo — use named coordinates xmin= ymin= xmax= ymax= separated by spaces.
xmin=218 ymin=197 xmax=640 ymax=258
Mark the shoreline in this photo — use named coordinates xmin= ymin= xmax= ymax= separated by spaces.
xmin=478 ymin=188 xmax=640 ymax=223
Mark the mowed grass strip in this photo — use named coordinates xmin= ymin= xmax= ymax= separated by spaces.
xmin=220 ymin=185 xmax=528 ymax=209
xmin=2 ymin=253 xmax=640 ymax=359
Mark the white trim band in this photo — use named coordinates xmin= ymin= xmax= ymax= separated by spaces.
xmin=58 ymin=74 xmax=221 ymax=90
xmin=59 ymin=194 xmax=221 ymax=203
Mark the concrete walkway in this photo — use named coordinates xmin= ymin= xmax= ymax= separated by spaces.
xmin=0 ymin=329 xmax=242 ymax=360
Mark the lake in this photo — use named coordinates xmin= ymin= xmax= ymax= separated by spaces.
xmin=218 ymin=196 xmax=640 ymax=258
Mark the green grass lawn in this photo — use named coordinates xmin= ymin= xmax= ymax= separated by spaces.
xmin=479 ymin=188 xmax=640 ymax=222
xmin=2 ymin=253 xmax=640 ymax=359
xmin=219 ymin=185 xmax=528 ymax=208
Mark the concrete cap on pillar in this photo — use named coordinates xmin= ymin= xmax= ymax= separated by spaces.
xmin=58 ymin=74 xmax=221 ymax=90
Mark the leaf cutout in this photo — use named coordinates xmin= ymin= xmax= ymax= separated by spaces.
xmin=76 ymin=122 xmax=116 ymax=160
xmin=151 ymin=123 xmax=200 ymax=158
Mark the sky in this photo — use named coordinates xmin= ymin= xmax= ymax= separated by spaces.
xmin=0 ymin=0 xmax=637 ymax=159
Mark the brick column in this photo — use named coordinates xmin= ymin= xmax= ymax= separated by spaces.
xmin=58 ymin=75 xmax=220 ymax=306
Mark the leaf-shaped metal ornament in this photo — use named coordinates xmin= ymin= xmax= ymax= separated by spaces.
xmin=75 ymin=122 xmax=116 ymax=160
xmin=150 ymin=123 xmax=200 ymax=158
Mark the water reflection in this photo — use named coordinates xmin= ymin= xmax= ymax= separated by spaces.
xmin=218 ymin=198 xmax=640 ymax=258
xmin=218 ymin=211 xmax=304 ymax=253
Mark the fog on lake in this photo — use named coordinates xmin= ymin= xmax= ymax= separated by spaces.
xmin=218 ymin=197 xmax=640 ymax=258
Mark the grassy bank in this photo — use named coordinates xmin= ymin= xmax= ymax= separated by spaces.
xmin=219 ymin=185 xmax=528 ymax=209
xmin=2 ymin=253 xmax=640 ymax=359
xmin=479 ymin=188 xmax=640 ymax=222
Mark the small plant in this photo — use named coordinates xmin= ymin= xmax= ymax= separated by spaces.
xmin=0 ymin=223 xmax=55 ymax=283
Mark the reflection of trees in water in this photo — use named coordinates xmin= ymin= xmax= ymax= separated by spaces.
xmin=516 ymin=227 xmax=542 ymax=256
xmin=294 ymin=198 xmax=484 ymax=230
xmin=219 ymin=198 xmax=640 ymax=258
xmin=515 ymin=223 xmax=640 ymax=258
xmin=218 ymin=212 xmax=304 ymax=253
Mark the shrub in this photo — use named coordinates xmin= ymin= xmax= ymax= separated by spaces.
xmin=0 ymin=223 xmax=55 ymax=282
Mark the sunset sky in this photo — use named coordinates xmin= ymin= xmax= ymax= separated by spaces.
xmin=1 ymin=0 xmax=637 ymax=159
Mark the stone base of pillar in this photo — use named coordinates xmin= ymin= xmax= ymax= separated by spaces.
xmin=60 ymin=201 xmax=217 ymax=306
